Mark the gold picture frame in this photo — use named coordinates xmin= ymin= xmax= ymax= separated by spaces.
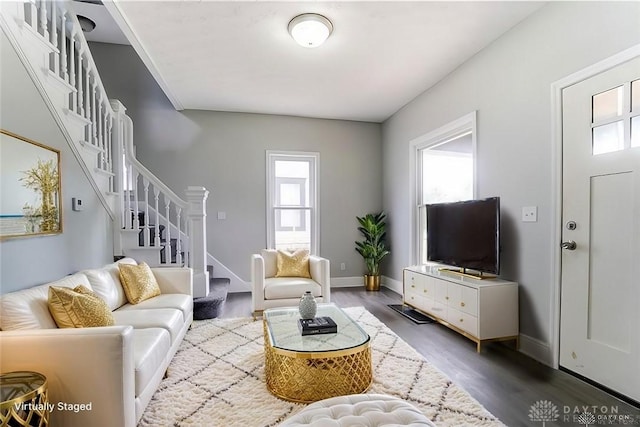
xmin=0 ymin=130 xmax=62 ymax=239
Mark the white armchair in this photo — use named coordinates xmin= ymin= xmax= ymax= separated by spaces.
xmin=251 ymin=250 xmax=330 ymax=317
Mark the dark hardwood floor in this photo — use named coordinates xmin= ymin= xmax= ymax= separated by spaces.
xmin=221 ymin=288 xmax=640 ymax=427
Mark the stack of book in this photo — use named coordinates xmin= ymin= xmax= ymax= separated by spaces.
xmin=298 ymin=316 xmax=337 ymax=335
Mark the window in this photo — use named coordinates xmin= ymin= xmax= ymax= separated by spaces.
xmin=410 ymin=112 xmax=476 ymax=265
xmin=267 ymin=151 xmax=319 ymax=253
xmin=591 ymin=79 xmax=640 ymax=154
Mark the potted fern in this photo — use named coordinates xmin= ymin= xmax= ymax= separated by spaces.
xmin=355 ymin=212 xmax=390 ymax=291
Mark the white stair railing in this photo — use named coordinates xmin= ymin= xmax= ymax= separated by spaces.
xmin=2 ymin=0 xmax=210 ymax=296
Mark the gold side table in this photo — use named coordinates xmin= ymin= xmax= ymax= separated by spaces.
xmin=0 ymin=371 xmax=49 ymax=427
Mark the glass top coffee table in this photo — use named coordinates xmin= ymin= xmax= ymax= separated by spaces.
xmin=263 ymin=303 xmax=372 ymax=403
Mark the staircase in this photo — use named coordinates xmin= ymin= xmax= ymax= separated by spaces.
xmin=0 ymin=1 xmax=226 ymax=304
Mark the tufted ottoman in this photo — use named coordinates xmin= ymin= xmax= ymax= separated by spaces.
xmin=280 ymin=394 xmax=436 ymax=426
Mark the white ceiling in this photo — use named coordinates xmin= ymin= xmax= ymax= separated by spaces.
xmin=86 ymin=1 xmax=545 ymax=123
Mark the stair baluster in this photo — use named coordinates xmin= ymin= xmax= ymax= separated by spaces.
xmin=107 ymin=116 xmax=113 ymax=190
xmin=176 ymin=206 xmax=182 ymax=265
xmin=77 ymin=43 xmax=84 ymax=116
xmin=164 ymin=199 xmax=171 ymax=263
xmin=69 ymin=25 xmax=76 ymax=112
xmin=84 ymin=55 xmax=90 ymax=124
xmin=91 ymin=75 xmax=98 ymax=145
xmin=38 ymin=0 xmax=47 ymax=39
xmin=97 ymin=95 xmax=104 ymax=166
xmin=153 ymin=187 xmax=160 ymax=249
xmin=60 ymin=11 xmax=67 ymax=81
xmin=142 ymin=177 xmax=150 ymax=247
xmin=50 ymin=1 xmax=58 ymax=73
xmin=133 ymin=171 xmax=140 ymax=230
xmin=125 ymin=160 xmax=133 ymax=229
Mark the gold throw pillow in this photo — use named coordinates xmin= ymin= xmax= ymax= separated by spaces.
xmin=48 ymin=285 xmax=115 ymax=328
xmin=275 ymin=249 xmax=311 ymax=278
xmin=119 ymin=262 xmax=161 ymax=304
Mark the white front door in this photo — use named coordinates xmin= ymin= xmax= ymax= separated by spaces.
xmin=560 ymin=56 xmax=640 ymax=402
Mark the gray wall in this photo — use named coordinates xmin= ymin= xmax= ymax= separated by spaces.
xmin=0 ymin=33 xmax=114 ymax=294
xmin=89 ymin=43 xmax=383 ymax=283
xmin=382 ymin=1 xmax=640 ymax=349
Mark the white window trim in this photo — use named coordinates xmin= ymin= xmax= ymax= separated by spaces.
xmin=266 ymin=150 xmax=320 ymax=255
xmin=408 ymin=111 xmax=477 ymax=266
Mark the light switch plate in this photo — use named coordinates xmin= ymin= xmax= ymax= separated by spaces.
xmin=522 ymin=206 xmax=537 ymax=222
xmin=217 ymin=211 xmax=226 ymax=220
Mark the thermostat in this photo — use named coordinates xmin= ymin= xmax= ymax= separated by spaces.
xmin=72 ymin=198 xmax=84 ymax=211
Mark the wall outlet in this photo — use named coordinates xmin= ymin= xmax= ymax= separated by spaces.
xmin=340 ymin=263 xmax=346 ymax=271
xmin=217 ymin=211 xmax=226 ymax=220
xmin=522 ymin=206 xmax=537 ymax=222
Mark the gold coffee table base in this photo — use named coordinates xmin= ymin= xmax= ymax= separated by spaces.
xmin=264 ymin=324 xmax=372 ymax=403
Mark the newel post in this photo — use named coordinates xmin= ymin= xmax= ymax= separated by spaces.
xmin=110 ymin=100 xmax=127 ymax=257
xmin=185 ymin=186 xmax=210 ymax=298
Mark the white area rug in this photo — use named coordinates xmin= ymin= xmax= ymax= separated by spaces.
xmin=139 ymin=307 xmax=504 ymax=426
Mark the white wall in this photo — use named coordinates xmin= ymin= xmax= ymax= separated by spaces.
xmin=89 ymin=43 xmax=383 ymax=284
xmin=0 ymin=32 xmax=114 ymax=294
xmin=382 ymin=1 xmax=640 ymax=360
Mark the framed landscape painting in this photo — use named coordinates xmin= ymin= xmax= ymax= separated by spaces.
xmin=0 ymin=130 xmax=62 ymax=239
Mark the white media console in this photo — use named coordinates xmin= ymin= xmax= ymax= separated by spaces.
xmin=403 ymin=264 xmax=519 ymax=352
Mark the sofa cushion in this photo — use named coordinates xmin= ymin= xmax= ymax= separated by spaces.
xmin=261 ymin=249 xmax=278 ymax=278
xmin=112 ymin=308 xmax=183 ymax=344
xmin=117 ymin=294 xmax=193 ymax=323
xmin=275 ymin=249 xmax=311 ymax=278
xmin=119 ymin=263 xmax=161 ymax=304
xmin=132 ymin=328 xmax=171 ymax=397
xmin=264 ymin=277 xmax=322 ymax=300
xmin=82 ymin=258 xmax=137 ymax=310
xmin=48 ymin=285 xmax=115 ymax=328
xmin=0 ymin=273 xmax=91 ymax=331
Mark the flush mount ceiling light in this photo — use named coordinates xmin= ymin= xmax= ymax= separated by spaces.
xmin=288 ymin=13 xmax=333 ymax=48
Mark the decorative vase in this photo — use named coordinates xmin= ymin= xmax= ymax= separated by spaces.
xmin=364 ymin=274 xmax=381 ymax=291
xmin=299 ymin=291 xmax=317 ymax=319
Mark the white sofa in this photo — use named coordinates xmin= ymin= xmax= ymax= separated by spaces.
xmin=0 ymin=258 xmax=193 ymax=427
xmin=251 ymin=250 xmax=330 ymax=316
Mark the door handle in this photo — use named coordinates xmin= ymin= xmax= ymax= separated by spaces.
xmin=561 ymin=240 xmax=577 ymax=250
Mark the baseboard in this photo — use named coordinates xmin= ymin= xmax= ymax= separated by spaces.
xmin=224 ymin=273 xmax=402 ymax=293
xmin=207 ymin=254 xmax=249 ymax=293
xmin=518 ymin=333 xmax=553 ymax=367
xmin=331 ymin=276 xmax=364 ymax=287
xmin=382 ymin=275 xmax=403 ymax=294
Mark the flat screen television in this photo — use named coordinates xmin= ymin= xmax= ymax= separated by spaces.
xmin=426 ymin=197 xmax=500 ymax=275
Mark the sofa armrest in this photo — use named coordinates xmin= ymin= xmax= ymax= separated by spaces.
xmin=0 ymin=326 xmax=136 ymax=427
xmin=309 ymin=256 xmax=331 ymax=302
xmin=151 ymin=267 xmax=193 ymax=296
xmin=251 ymin=254 xmax=265 ymax=312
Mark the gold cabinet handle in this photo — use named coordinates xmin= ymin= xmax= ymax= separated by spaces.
xmin=460 ymin=302 xmax=465 ymax=307
xmin=411 ymin=284 xmax=415 ymax=288
xmin=445 ymin=296 xmax=449 ymax=300
xmin=423 ymin=289 xmax=427 ymax=293
xmin=460 ymin=318 xmax=464 ymax=322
